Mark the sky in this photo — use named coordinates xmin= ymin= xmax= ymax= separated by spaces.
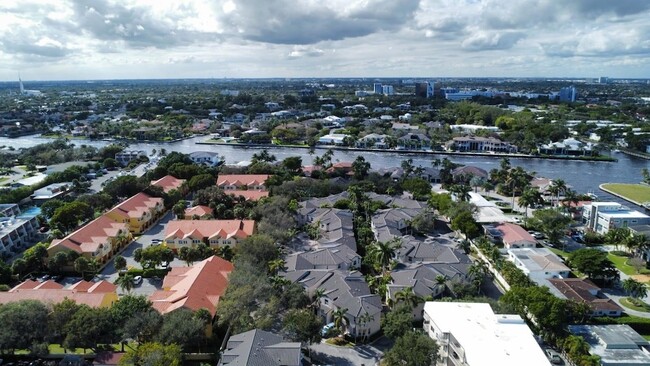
xmin=1 ymin=0 xmax=650 ymax=81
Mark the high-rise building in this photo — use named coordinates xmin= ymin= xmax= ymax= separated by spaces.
xmin=598 ymin=76 xmax=609 ymax=84
xmin=415 ymin=81 xmax=435 ymax=98
xmin=19 ymin=77 xmax=24 ymax=94
xmin=373 ymin=83 xmax=383 ymax=95
xmin=382 ymin=85 xmax=394 ymax=96
xmin=559 ymin=86 xmax=577 ymax=102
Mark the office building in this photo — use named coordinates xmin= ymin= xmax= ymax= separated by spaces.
xmin=559 ymin=86 xmax=577 ymax=102
xmin=382 ymin=85 xmax=394 ymax=95
xmin=582 ymin=202 xmax=650 ymax=234
xmin=415 ymin=81 xmax=435 ymax=98
xmin=373 ymin=83 xmax=383 ymax=95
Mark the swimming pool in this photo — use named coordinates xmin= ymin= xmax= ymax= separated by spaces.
xmin=18 ymin=206 xmax=41 ymax=218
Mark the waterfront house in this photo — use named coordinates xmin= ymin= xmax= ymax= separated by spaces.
xmin=582 ymin=202 xmax=650 ymax=234
xmin=396 ymin=133 xmax=431 ymax=150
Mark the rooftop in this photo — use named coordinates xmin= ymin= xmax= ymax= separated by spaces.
xmin=569 ymin=324 xmax=650 ymax=365
xmin=508 ymin=247 xmax=570 ymax=273
xmin=0 ymin=279 xmax=117 ymax=308
xmin=165 ymin=220 xmax=255 ymax=241
xmin=219 ymin=329 xmax=301 ymax=366
xmin=217 ymin=174 xmax=270 ymax=188
xmin=424 ymin=302 xmax=550 ymax=366
xmin=150 ymin=175 xmax=186 ymax=193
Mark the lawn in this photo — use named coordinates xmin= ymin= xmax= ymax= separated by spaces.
xmin=607 ymin=253 xmax=650 ymax=276
xmin=601 ymin=183 xmax=650 ymax=204
xmin=620 ymin=297 xmax=650 ymax=313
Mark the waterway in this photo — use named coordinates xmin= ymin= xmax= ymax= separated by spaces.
xmin=2 ymin=135 xmax=649 ymax=206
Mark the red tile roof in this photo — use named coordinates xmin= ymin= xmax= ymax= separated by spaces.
xmin=494 ymin=222 xmax=536 ymax=247
xmin=217 ymin=174 xmax=270 ymax=189
xmin=0 ymin=280 xmax=117 ymax=307
xmin=108 ymin=192 xmax=163 ymax=219
xmin=149 ymin=256 xmax=233 ymax=315
xmin=164 ymin=220 xmax=255 ymax=241
xmin=49 ymin=215 xmax=129 ymax=255
xmin=549 ymin=278 xmax=622 ymax=313
xmin=151 ymin=175 xmax=186 ymax=193
xmin=226 ymin=190 xmax=269 ymax=201
xmin=185 ymin=205 xmax=213 ymax=217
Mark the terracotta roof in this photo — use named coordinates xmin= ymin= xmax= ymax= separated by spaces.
xmin=49 ymin=215 xmax=129 ymax=255
xmin=226 ymin=190 xmax=269 ymax=201
xmin=0 ymin=280 xmax=117 ymax=307
xmin=164 ymin=219 xmax=255 ymax=241
xmin=149 ymin=256 xmax=233 ymax=315
xmin=549 ymin=278 xmax=622 ymax=313
xmin=217 ymin=174 xmax=270 ymax=189
xmin=108 ymin=192 xmax=163 ymax=219
xmin=185 ymin=205 xmax=214 ymax=217
xmin=151 ymin=175 xmax=186 ymax=193
xmin=494 ymin=222 xmax=536 ymax=246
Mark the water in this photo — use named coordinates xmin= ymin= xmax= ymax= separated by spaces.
xmin=2 ymin=135 xmax=649 ymax=204
xmin=18 ymin=206 xmax=41 ymax=218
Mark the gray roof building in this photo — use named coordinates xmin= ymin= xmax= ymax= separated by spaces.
xmin=219 ymin=329 xmax=302 ymax=366
xmin=569 ymin=324 xmax=650 ymax=366
xmin=371 ymin=208 xmax=422 ymax=242
xmin=297 ymin=207 xmax=356 ymax=251
xmin=285 ymin=245 xmax=360 ymax=271
xmin=397 ymin=235 xmax=472 ymax=265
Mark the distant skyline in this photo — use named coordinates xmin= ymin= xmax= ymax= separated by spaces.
xmin=1 ymin=0 xmax=650 ymax=81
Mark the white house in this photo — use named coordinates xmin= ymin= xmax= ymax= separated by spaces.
xmin=318 ymin=134 xmax=349 ymax=146
xmin=582 ymin=202 xmax=650 ymax=234
xmin=507 ymin=247 xmax=570 ymax=285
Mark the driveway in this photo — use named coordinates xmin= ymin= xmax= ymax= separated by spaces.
xmin=309 ymin=338 xmax=390 ymax=366
xmin=96 ymin=210 xmax=180 ymax=296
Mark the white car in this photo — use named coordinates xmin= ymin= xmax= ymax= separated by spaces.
xmin=132 ymin=275 xmax=143 ymax=285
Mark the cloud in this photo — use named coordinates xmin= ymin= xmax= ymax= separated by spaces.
xmin=215 ymin=0 xmax=421 ymax=44
xmin=461 ymin=31 xmax=525 ymax=51
xmin=288 ymin=45 xmax=325 ymax=59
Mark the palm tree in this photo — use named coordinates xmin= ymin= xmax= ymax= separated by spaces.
xmin=449 ymin=184 xmax=471 ymax=202
xmin=114 ymin=255 xmax=127 ymax=272
xmin=394 ymin=286 xmax=424 ymax=310
xmin=357 ymin=312 xmax=375 ymax=343
xmin=550 ymin=179 xmax=567 ymax=206
xmin=624 ymin=234 xmax=648 ymax=257
xmin=331 ymin=308 xmax=349 ymax=335
xmin=311 ymin=288 xmax=326 ymax=314
xmin=434 ymin=275 xmax=447 ymax=296
xmin=518 ymin=187 xmax=544 ymax=219
xmin=268 ymin=258 xmax=286 ymax=275
xmin=622 ymin=278 xmax=648 ymax=300
xmin=115 ymin=273 xmax=135 ymax=294
xmin=270 ymin=275 xmax=291 ymax=290
xmin=367 ymin=239 xmax=399 ymax=274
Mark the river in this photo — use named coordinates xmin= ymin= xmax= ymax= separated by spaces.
xmin=3 ymin=135 xmax=649 ymax=204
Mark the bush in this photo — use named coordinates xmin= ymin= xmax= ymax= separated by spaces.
xmin=0 ymin=284 xmax=10 ymax=291
xmin=595 ymin=315 xmax=650 ymax=335
xmin=125 ymin=268 xmax=144 ymax=276
xmin=610 ymin=251 xmax=630 ymax=257
xmin=143 ymin=268 xmax=170 ymax=278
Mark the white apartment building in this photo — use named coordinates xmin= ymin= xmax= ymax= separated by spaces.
xmin=507 ymin=247 xmax=571 ymax=285
xmin=423 ymin=302 xmax=551 ymax=366
xmin=583 ymin=202 xmax=650 ymax=234
xmin=0 ymin=204 xmax=40 ymax=257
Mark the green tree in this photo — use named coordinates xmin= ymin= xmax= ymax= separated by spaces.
xmin=156 ymin=308 xmax=205 ymax=350
xmin=282 ymin=308 xmax=323 ymax=345
xmin=568 ymin=248 xmax=619 ymax=283
xmin=119 ymin=342 xmax=181 ymax=366
xmin=134 ymin=245 xmax=174 ymax=269
xmin=64 ymin=306 xmax=115 ymax=352
xmin=384 ymin=330 xmax=438 ymax=366
xmin=394 ymin=286 xmax=423 ymax=310
xmin=114 ymin=255 xmax=127 ymax=272
xmin=331 ymin=308 xmax=348 ymax=334
xmin=352 ymin=155 xmax=371 ymax=180
xmin=518 ymin=187 xmax=544 ymax=219
xmin=41 ymin=199 xmax=65 ymax=219
xmin=73 ymin=256 xmax=92 ymax=278
xmin=401 ymin=178 xmax=432 ymax=200
xmin=366 ymin=239 xmax=399 ymax=274
xmin=528 ymin=208 xmax=572 ymax=245
xmin=115 ymin=273 xmax=135 ymax=294
xmin=188 ymin=173 xmax=215 ymax=192
xmin=0 ymin=300 xmax=49 ymax=353
xmin=111 ymin=295 xmax=155 ymax=326
xmin=622 ymin=278 xmax=648 ymax=300
xmin=49 ymin=299 xmax=82 ymax=345
xmin=235 ymin=234 xmax=279 ymax=268
xmin=50 ymin=201 xmax=94 ymax=233
xmin=382 ymin=305 xmax=413 ymax=340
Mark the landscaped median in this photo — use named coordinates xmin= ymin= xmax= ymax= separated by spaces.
xmin=600 ymin=183 xmax=650 ymax=206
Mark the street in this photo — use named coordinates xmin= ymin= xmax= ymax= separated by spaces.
xmin=309 ymin=337 xmax=390 ymax=366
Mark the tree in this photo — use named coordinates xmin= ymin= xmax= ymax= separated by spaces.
xmin=281 ymin=156 xmax=303 ymax=175
xmin=188 ymin=174 xmax=215 ymax=192
xmin=382 ymin=305 xmax=413 ymax=340
xmin=411 ymin=209 xmax=436 ymax=234
xmin=384 ymin=330 xmax=438 ymax=366
xmin=401 ymin=178 xmax=432 ymax=200
xmin=518 ymin=187 xmax=544 ymax=219
xmin=104 ymin=175 xmax=146 ymax=200
xmin=450 ymin=210 xmax=481 ymax=239
xmin=50 ymin=201 xmax=94 ymax=233
xmin=49 ymin=299 xmax=82 ymax=345
xmin=134 ymin=245 xmax=174 ymax=269
xmin=156 ymin=308 xmax=205 ymax=350
xmin=114 ymin=255 xmax=127 ymax=272
xmin=115 ymin=273 xmax=135 ymax=294
xmin=282 ymin=309 xmax=322 ymax=345
xmin=528 ymin=209 xmax=571 ymax=245
xmin=111 ymin=295 xmax=155 ymax=326
xmin=622 ymin=278 xmax=648 ymax=300
xmin=0 ymin=300 xmax=49 ymax=353
xmin=172 ymin=201 xmax=186 ymax=219
xmin=251 ymin=149 xmax=276 ymax=164
xmin=103 ymin=157 xmax=119 ymax=169
xmin=394 ymin=287 xmax=423 ymax=310
xmin=121 ymin=309 xmax=163 ymax=344
xmin=74 ymin=256 xmax=92 ymax=278
xmin=331 ymin=308 xmax=348 ymax=334
xmin=119 ymin=342 xmax=181 ymax=366
xmin=643 ymin=168 xmax=650 ymax=185
xmin=64 ymin=306 xmax=114 ymax=352
xmin=449 ymin=183 xmax=472 ymax=202
xmin=352 ymin=156 xmax=371 ymax=180
xmin=366 ymin=239 xmax=399 ymax=273
xmin=568 ymin=248 xmax=619 ymax=284
xmin=235 ymin=234 xmax=279 ymax=268
xmin=11 ymin=258 xmax=28 ymax=278
xmin=268 ymin=258 xmax=286 ymax=275
xmin=41 ymin=199 xmax=65 ymax=219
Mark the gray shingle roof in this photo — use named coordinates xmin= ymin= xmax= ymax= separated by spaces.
xmin=219 ymin=329 xmax=301 ymax=366
xmin=285 ymin=245 xmax=359 ymax=271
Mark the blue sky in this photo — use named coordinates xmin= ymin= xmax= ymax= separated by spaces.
xmin=1 ymin=0 xmax=649 ymax=80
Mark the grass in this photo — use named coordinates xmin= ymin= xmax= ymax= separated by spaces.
xmin=607 ymin=253 xmax=650 ymax=275
xmin=325 ymin=337 xmax=354 ymax=347
xmin=601 ymin=183 xmax=650 ymax=204
xmin=620 ymin=297 xmax=650 ymax=313
xmin=548 ymin=247 xmax=570 ymax=258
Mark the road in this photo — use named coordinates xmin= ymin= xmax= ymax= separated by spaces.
xmin=309 ymin=337 xmax=389 ymax=366
xmin=96 ymin=210 xmax=184 ymax=296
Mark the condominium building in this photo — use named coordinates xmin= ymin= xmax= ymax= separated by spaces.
xmin=582 ymin=202 xmax=650 ymax=234
xmin=0 ymin=204 xmax=40 ymax=257
xmin=423 ymin=302 xmax=550 ymax=366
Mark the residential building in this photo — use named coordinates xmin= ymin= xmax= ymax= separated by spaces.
xmin=569 ymin=324 xmax=650 ymax=366
xmin=423 ymin=302 xmax=550 ymax=366
xmin=447 ymin=136 xmax=517 ymax=153
xmin=48 ymin=215 xmax=131 ymax=264
xmin=391 ymin=122 xmax=420 ymax=132
xmin=539 ymin=138 xmax=595 ymax=156
xmin=548 ymin=278 xmax=622 ymax=317
xmin=226 ymin=190 xmax=269 ymax=201
xmin=451 ymin=166 xmax=488 ymax=180
xmin=150 ymin=256 xmax=233 ymax=316
xmin=318 ymin=133 xmax=350 ymax=146
xmin=396 ymin=235 xmax=471 ymax=265
xmin=356 ymin=133 xmax=389 ymax=149
xmin=583 ymin=202 xmax=650 ymax=234
xmin=285 ymin=245 xmax=361 ymax=271
xmin=489 ymin=222 xmax=537 ymax=248
xmin=184 ymin=205 xmax=213 ymax=219
xmin=371 ymin=208 xmax=422 ymax=242
xmin=105 ymin=192 xmax=165 ymax=234
xmin=189 ymin=151 xmax=223 ymax=167
xmin=468 ymin=192 xmax=511 ymax=224
xmin=450 ymin=124 xmax=500 ymax=134
xmin=217 ymin=174 xmax=270 ymax=191
xmin=219 ymin=329 xmax=302 ymax=366
xmin=396 ymin=133 xmax=431 ymax=150
xmin=0 ymin=205 xmax=40 ymax=257
xmin=298 ymin=207 xmax=356 ymax=251
xmin=284 ymin=269 xmax=382 ymax=339
xmin=150 ymin=175 xmax=186 ymax=194
xmin=0 ymin=279 xmax=117 ymax=308
xmin=31 ymin=182 xmax=71 ymax=203
xmin=115 ymin=150 xmax=146 ymax=167
xmin=164 ymin=219 xmax=254 ymax=250
xmin=507 ymin=247 xmax=570 ymax=285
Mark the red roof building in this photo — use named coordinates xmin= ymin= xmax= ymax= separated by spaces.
xmin=226 ymin=190 xmax=269 ymax=201
xmin=0 ymin=280 xmax=118 ymax=308
xmin=549 ymin=278 xmax=623 ymax=317
xmin=493 ymin=222 xmax=537 ymax=248
xmin=217 ymin=175 xmax=270 ymax=191
xmin=106 ymin=192 xmax=165 ymax=234
xmin=164 ymin=219 xmax=255 ymax=250
xmin=149 ymin=256 xmax=233 ymax=316
xmin=184 ymin=205 xmax=214 ymax=218
xmin=151 ymin=175 xmax=186 ymax=193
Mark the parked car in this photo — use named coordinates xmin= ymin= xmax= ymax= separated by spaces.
xmin=37 ymin=275 xmax=51 ymax=282
xmin=132 ymin=276 xmax=143 ymax=285
xmin=545 ymin=349 xmax=563 ymax=365
xmin=321 ymin=322 xmax=336 ymax=337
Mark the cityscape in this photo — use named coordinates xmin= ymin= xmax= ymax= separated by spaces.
xmin=1 ymin=1 xmax=650 ymax=366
